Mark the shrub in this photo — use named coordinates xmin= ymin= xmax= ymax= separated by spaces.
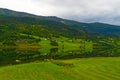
xmin=50 ymin=40 xmax=58 ymax=46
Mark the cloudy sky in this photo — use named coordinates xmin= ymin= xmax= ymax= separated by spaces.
xmin=0 ymin=0 xmax=120 ymax=25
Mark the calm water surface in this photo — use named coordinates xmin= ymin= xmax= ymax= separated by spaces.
xmin=0 ymin=47 xmax=120 ymax=66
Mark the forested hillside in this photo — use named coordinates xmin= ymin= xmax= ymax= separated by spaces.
xmin=0 ymin=8 xmax=120 ymax=46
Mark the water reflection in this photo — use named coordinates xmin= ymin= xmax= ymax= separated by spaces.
xmin=0 ymin=47 xmax=120 ymax=66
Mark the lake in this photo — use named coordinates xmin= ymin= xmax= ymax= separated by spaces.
xmin=0 ymin=47 xmax=120 ymax=66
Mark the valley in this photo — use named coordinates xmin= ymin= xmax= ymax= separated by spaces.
xmin=0 ymin=8 xmax=120 ymax=80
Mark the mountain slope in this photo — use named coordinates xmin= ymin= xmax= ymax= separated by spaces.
xmin=47 ymin=18 xmax=120 ymax=37
xmin=0 ymin=8 xmax=90 ymax=45
xmin=0 ymin=8 xmax=40 ymax=17
xmin=62 ymin=21 xmax=120 ymax=37
xmin=0 ymin=8 xmax=120 ymax=41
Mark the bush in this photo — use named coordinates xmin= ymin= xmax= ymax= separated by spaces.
xmin=50 ymin=40 xmax=58 ymax=46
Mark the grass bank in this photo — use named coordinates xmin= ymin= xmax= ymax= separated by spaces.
xmin=0 ymin=57 xmax=120 ymax=80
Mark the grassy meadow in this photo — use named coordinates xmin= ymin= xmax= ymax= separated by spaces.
xmin=0 ymin=57 xmax=120 ymax=80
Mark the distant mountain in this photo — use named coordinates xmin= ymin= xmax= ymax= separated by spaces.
xmin=0 ymin=8 xmax=40 ymax=17
xmin=58 ymin=21 xmax=120 ymax=37
xmin=0 ymin=8 xmax=120 ymax=41
xmin=0 ymin=8 xmax=90 ymax=45
xmin=43 ymin=16 xmax=120 ymax=37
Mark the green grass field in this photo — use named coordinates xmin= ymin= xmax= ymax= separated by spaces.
xmin=0 ymin=57 xmax=120 ymax=80
xmin=18 ymin=33 xmax=93 ymax=51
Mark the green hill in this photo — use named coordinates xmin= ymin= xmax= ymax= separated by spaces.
xmin=0 ymin=8 xmax=120 ymax=46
